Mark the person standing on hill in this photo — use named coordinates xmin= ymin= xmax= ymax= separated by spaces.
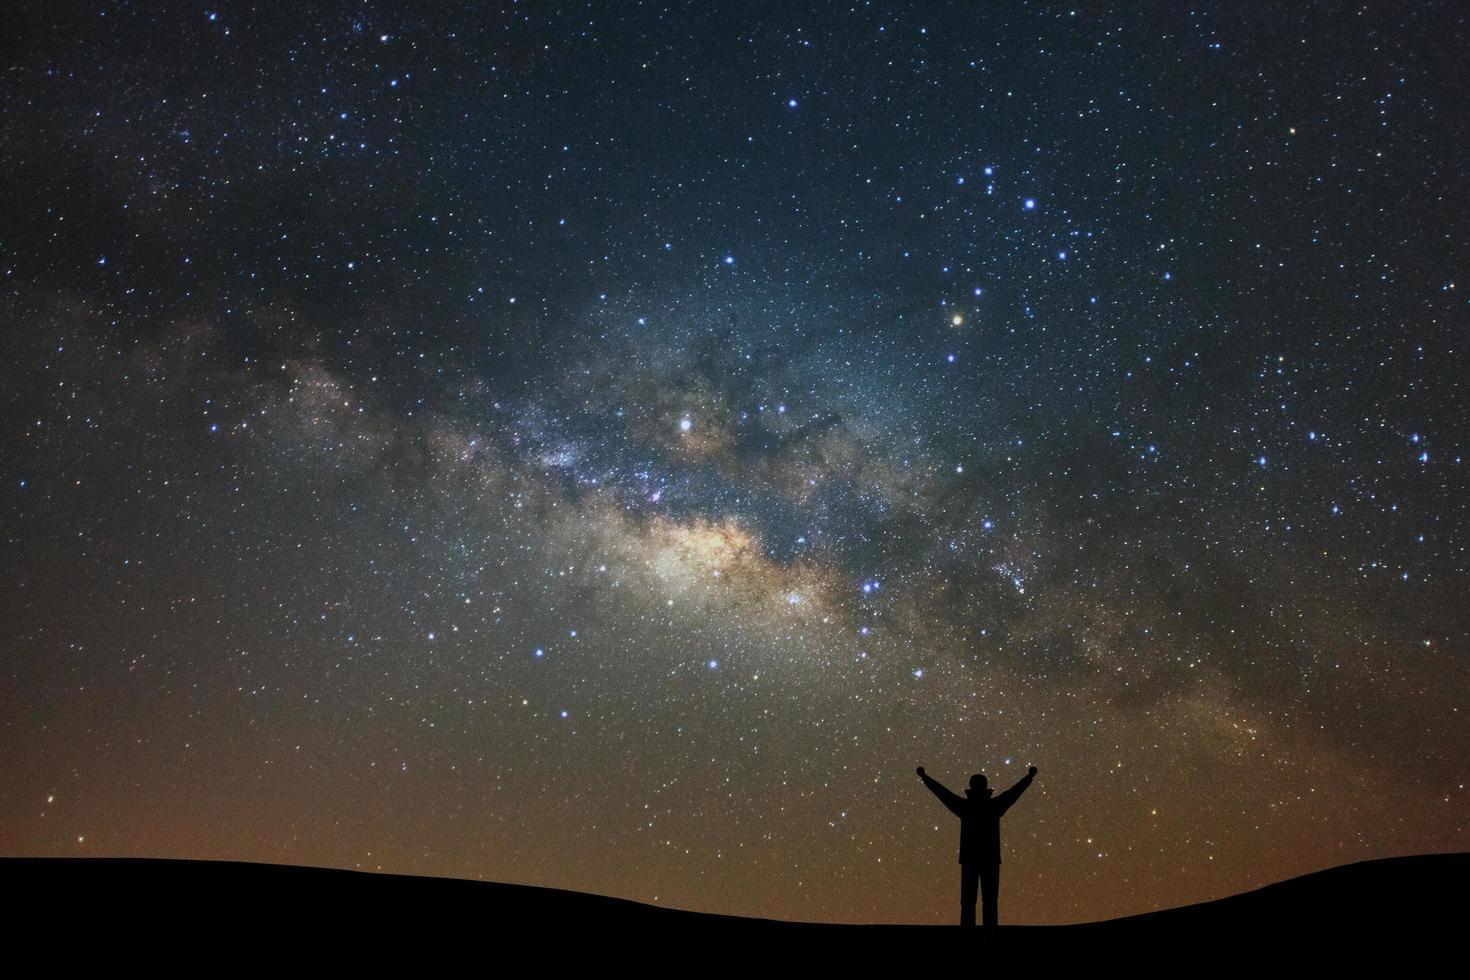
xmin=917 ymin=764 xmax=1037 ymax=927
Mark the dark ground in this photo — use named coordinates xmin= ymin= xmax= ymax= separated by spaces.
xmin=2 ymin=853 xmax=1465 ymax=969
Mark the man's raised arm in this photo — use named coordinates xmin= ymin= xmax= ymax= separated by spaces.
xmin=916 ymin=766 xmax=965 ymax=817
xmin=995 ymin=765 xmax=1038 ymax=814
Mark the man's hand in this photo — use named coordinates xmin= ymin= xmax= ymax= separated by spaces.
xmin=1028 ymin=766 xmax=1038 ymax=777
xmin=916 ymin=766 xmax=926 ymax=778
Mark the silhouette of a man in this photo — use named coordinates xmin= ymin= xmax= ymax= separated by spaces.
xmin=917 ymin=764 xmax=1037 ymax=927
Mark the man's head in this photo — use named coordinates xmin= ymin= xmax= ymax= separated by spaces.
xmin=966 ymin=773 xmax=992 ymax=798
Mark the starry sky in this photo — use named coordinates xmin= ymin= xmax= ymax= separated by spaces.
xmin=2 ymin=2 xmax=1467 ymax=926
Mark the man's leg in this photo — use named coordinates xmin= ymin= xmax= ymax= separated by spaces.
xmin=980 ymin=864 xmax=1000 ymax=928
xmin=960 ymin=864 xmax=979 ymax=927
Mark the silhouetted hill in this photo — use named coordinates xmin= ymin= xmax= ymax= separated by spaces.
xmin=2 ymin=853 xmax=1465 ymax=968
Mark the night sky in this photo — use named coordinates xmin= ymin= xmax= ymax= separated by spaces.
xmin=3 ymin=2 xmax=1467 ymax=925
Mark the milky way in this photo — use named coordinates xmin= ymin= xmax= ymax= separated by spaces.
xmin=2 ymin=2 xmax=1467 ymax=924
